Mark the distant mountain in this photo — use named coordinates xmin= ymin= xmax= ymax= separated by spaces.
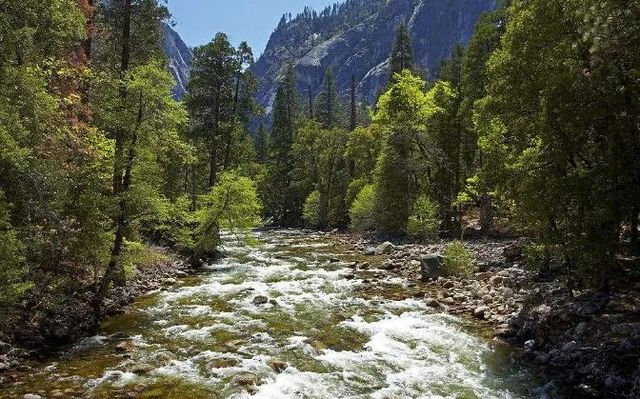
xmin=162 ymin=23 xmax=193 ymax=100
xmin=252 ymin=0 xmax=496 ymax=114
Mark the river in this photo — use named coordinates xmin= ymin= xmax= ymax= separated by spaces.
xmin=3 ymin=230 xmax=539 ymax=398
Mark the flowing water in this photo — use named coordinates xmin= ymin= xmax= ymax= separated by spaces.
xmin=2 ymin=230 xmax=539 ymax=399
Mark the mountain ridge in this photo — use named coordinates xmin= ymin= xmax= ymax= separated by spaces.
xmin=252 ymin=0 xmax=497 ymax=114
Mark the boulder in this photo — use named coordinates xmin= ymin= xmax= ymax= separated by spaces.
xmin=425 ymin=297 xmax=440 ymax=308
xmin=23 ymin=395 xmax=42 ymax=399
xmin=376 ymin=242 xmax=395 ymax=255
xmin=115 ymin=341 xmax=134 ymax=354
xmin=235 ymin=372 xmax=258 ymax=388
xmin=473 ymin=306 xmax=490 ymax=319
xmin=267 ymin=359 xmax=288 ymax=373
xmin=252 ymin=296 xmax=269 ymax=306
xmin=129 ymin=363 xmax=154 ymax=375
xmin=420 ymin=255 xmax=444 ymax=281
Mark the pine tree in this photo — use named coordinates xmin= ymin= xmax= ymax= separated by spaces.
xmin=315 ymin=67 xmax=341 ymax=128
xmin=267 ymin=64 xmax=301 ymax=226
xmin=389 ymin=23 xmax=415 ymax=82
xmin=350 ymin=74 xmax=357 ymax=131
xmin=254 ymin=122 xmax=269 ymax=163
xmin=186 ymin=32 xmax=238 ymax=187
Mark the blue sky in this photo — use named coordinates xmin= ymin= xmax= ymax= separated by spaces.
xmin=167 ymin=0 xmax=339 ymax=55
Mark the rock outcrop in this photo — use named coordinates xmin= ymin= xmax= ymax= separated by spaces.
xmin=252 ymin=0 xmax=496 ymax=114
xmin=162 ymin=23 xmax=193 ymax=100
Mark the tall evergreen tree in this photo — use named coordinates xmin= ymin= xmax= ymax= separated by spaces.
xmin=350 ymin=74 xmax=357 ymax=131
xmin=267 ymin=64 xmax=301 ymax=226
xmin=315 ymin=67 xmax=341 ymax=128
xmin=186 ymin=33 xmax=238 ymax=187
xmin=389 ymin=22 xmax=415 ymax=82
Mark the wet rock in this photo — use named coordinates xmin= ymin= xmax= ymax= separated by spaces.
xmin=310 ymin=340 xmax=326 ymax=353
xmin=129 ymin=363 xmax=154 ymax=375
xmin=252 ymin=296 xmax=269 ymax=306
xmin=364 ymin=247 xmax=376 ymax=256
xmin=268 ymin=299 xmax=279 ymax=306
xmin=163 ymin=277 xmax=177 ymax=285
xmin=0 ymin=341 xmax=12 ymax=355
xmin=611 ymin=323 xmax=640 ymax=336
xmin=235 ymin=372 xmax=258 ymax=391
xmin=267 ymin=359 xmax=288 ymax=373
xmin=376 ymin=242 xmax=395 ymax=255
xmin=359 ymin=262 xmax=370 ymax=270
xmin=420 ymin=255 xmax=444 ymax=281
xmin=442 ymin=280 xmax=455 ymax=289
xmin=604 ymin=375 xmax=627 ymax=390
xmin=209 ymin=357 xmax=240 ymax=369
xmin=0 ymin=361 xmax=10 ymax=371
xmin=329 ymin=258 xmax=340 ymax=263
xmin=575 ymin=322 xmax=588 ymax=337
xmin=425 ymin=297 xmax=440 ymax=308
xmin=489 ymin=275 xmax=507 ymax=287
xmin=562 ymin=341 xmax=578 ymax=352
xmin=524 ymin=340 xmax=536 ymax=350
xmin=442 ymin=297 xmax=456 ymax=305
xmin=474 ymin=306 xmax=490 ymax=319
xmin=115 ymin=341 xmax=134 ymax=354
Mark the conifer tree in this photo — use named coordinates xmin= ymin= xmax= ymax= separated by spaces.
xmin=389 ymin=23 xmax=415 ymax=82
xmin=315 ymin=67 xmax=341 ymax=128
xmin=267 ymin=64 xmax=301 ymax=226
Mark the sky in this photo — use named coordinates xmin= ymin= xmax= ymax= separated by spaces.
xmin=166 ymin=0 xmax=339 ymax=56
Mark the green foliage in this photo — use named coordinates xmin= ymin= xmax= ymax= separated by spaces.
xmin=0 ymin=194 xmax=31 ymax=322
xmin=195 ymin=171 xmax=262 ymax=260
xmin=302 ymin=191 xmax=321 ymax=228
xmin=407 ymin=196 xmax=440 ymax=237
xmin=349 ymin=184 xmax=377 ymax=232
xmin=442 ymin=241 xmax=475 ymax=278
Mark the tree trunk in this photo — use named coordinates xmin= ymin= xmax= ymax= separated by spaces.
xmin=94 ymin=0 xmax=134 ymax=324
xmin=630 ymin=206 xmax=638 ymax=244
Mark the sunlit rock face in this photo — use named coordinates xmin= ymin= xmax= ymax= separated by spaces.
xmin=162 ymin=23 xmax=193 ymax=100
xmin=253 ymin=0 xmax=496 ymax=114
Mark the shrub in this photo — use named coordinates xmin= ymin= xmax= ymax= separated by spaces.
xmin=442 ymin=241 xmax=475 ymax=277
xmin=349 ymin=184 xmax=376 ymax=232
xmin=194 ymin=171 xmax=262 ymax=263
xmin=302 ymin=190 xmax=321 ymax=228
xmin=406 ymin=195 xmax=440 ymax=237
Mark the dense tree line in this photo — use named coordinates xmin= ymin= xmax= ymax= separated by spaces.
xmin=257 ymin=0 xmax=640 ymax=288
xmin=0 ymin=0 xmax=261 ymax=342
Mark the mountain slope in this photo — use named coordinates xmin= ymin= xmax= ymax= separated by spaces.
xmin=163 ymin=23 xmax=193 ymax=99
xmin=253 ymin=0 xmax=496 ymax=113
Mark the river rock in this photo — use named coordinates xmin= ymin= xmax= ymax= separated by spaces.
xmin=0 ymin=341 xmax=12 ymax=355
xmin=129 ymin=363 xmax=154 ymax=375
xmin=267 ymin=359 xmax=288 ymax=373
xmin=115 ymin=341 xmax=134 ymax=354
xmin=23 ymin=395 xmax=42 ymax=399
xmin=611 ymin=323 xmax=640 ymax=336
xmin=425 ymin=297 xmax=440 ymax=308
xmin=235 ymin=372 xmax=258 ymax=390
xmin=474 ymin=306 xmax=490 ymax=319
xmin=364 ymin=247 xmax=376 ymax=256
xmin=420 ymin=255 xmax=444 ymax=281
xmin=376 ymin=242 xmax=395 ymax=255
xmin=252 ymin=296 xmax=269 ymax=305
xmin=209 ymin=357 xmax=240 ymax=369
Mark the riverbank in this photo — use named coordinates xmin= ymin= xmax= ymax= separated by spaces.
xmin=336 ymin=231 xmax=640 ymax=398
xmin=0 ymin=247 xmax=194 ymax=380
